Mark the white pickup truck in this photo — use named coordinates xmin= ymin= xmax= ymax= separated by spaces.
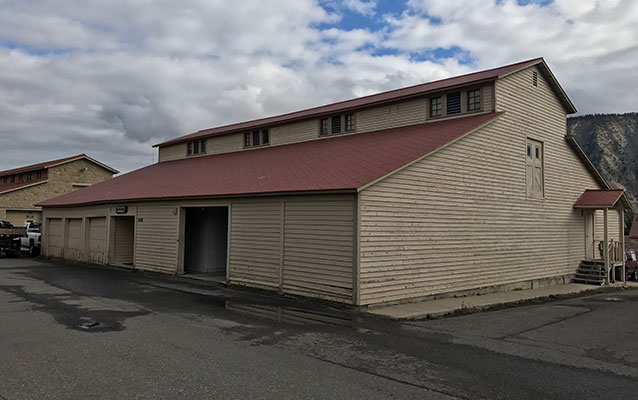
xmin=20 ymin=222 xmax=41 ymax=256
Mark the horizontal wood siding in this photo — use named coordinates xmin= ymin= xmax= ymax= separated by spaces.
xmin=229 ymin=201 xmax=281 ymax=288
xmin=88 ymin=217 xmax=106 ymax=264
xmin=47 ymin=218 xmax=63 ymax=258
xmin=282 ymin=199 xmax=354 ymax=302
xmin=483 ymin=85 xmax=493 ymax=111
xmin=157 ymin=84 xmax=494 ymax=162
xmin=135 ymin=203 xmax=179 ymax=273
xmin=358 ymin=65 xmax=607 ymax=305
xmin=270 ymin=119 xmax=318 ymax=146
xmin=355 ymin=97 xmax=427 ymax=133
xmin=66 ymin=218 xmax=83 ymax=261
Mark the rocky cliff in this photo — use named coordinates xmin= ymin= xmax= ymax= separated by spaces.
xmin=568 ymin=112 xmax=638 ymax=206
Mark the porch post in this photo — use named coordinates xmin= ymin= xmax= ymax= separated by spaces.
xmin=620 ymin=207 xmax=625 ymax=284
xmin=604 ymin=208 xmax=610 ymax=284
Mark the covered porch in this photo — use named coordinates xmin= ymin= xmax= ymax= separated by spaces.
xmin=573 ymin=189 xmax=632 ymax=285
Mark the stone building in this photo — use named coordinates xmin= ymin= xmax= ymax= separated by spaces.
xmin=0 ymin=154 xmax=118 ymax=226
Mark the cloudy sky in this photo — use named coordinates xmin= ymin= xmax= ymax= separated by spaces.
xmin=0 ymin=0 xmax=636 ymax=173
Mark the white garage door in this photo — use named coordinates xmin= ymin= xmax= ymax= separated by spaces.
xmin=66 ymin=218 xmax=83 ymax=261
xmin=47 ymin=218 xmax=63 ymax=258
xmin=88 ymin=217 xmax=106 ymax=264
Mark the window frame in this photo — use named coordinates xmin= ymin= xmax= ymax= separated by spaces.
xmin=243 ymin=128 xmax=271 ymax=148
xmin=430 ymin=96 xmax=443 ymax=118
xmin=467 ymin=89 xmax=481 ymax=112
xmin=345 ymin=113 xmax=355 ymax=132
xmin=319 ymin=118 xmax=330 ymax=136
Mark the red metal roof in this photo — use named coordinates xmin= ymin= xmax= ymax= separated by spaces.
xmin=40 ymin=112 xmax=501 ymax=207
xmin=156 ymin=58 xmax=545 ymax=148
xmin=0 ymin=154 xmax=119 ymax=176
xmin=573 ymin=189 xmax=625 ymax=208
xmin=630 ymin=216 xmax=638 ymax=239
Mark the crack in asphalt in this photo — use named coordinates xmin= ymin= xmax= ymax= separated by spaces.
xmin=498 ymin=306 xmax=593 ymax=340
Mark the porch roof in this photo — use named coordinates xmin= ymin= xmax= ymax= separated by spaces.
xmin=573 ymin=189 xmax=631 ymax=209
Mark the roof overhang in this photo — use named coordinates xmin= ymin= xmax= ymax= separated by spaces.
xmin=573 ymin=189 xmax=632 ymax=210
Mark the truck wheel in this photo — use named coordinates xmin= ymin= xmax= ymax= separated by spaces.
xmin=29 ymin=241 xmax=39 ymax=257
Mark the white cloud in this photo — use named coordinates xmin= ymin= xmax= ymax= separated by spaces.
xmin=386 ymin=0 xmax=638 ymax=114
xmin=342 ymin=0 xmax=378 ymax=17
xmin=0 ymin=0 xmax=635 ymax=173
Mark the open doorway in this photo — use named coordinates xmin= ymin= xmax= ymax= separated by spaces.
xmin=111 ymin=216 xmax=135 ymax=266
xmin=184 ymin=207 xmax=228 ymax=281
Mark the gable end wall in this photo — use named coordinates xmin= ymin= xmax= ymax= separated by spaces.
xmin=358 ymin=65 xmax=619 ymax=305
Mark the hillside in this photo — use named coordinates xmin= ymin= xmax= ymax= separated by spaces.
xmin=568 ymin=112 xmax=638 ymax=207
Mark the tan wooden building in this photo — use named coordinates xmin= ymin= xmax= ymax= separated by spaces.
xmin=39 ymin=58 xmax=632 ymax=306
xmin=0 ymin=154 xmax=118 ymax=226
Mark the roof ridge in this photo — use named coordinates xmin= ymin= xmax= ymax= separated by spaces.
xmin=155 ymin=57 xmax=543 ymax=147
xmin=0 ymin=154 xmax=85 ymax=176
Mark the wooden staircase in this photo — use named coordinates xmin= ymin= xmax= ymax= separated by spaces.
xmin=573 ymin=260 xmax=607 ymax=285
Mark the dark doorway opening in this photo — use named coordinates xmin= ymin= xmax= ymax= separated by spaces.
xmin=184 ymin=207 xmax=229 ymax=279
xmin=111 ymin=216 xmax=135 ymax=265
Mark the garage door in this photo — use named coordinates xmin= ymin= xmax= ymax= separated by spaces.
xmin=88 ymin=217 xmax=106 ymax=264
xmin=66 ymin=218 xmax=83 ymax=261
xmin=47 ymin=218 xmax=63 ymax=258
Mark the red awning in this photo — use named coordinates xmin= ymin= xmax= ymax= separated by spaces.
xmin=573 ymin=189 xmax=625 ymax=209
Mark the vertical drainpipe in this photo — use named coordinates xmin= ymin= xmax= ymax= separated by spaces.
xmin=603 ymin=208 xmax=609 ymax=284
xmin=619 ymin=207 xmax=625 ymax=285
xmin=278 ymin=200 xmax=285 ymax=294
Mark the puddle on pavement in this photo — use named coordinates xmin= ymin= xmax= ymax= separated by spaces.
xmin=0 ymin=283 xmax=149 ymax=333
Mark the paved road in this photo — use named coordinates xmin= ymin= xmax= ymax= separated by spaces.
xmin=1 ymin=257 xmax=637 ymax=399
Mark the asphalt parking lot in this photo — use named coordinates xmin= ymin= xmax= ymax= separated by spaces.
xmin=1 ymin=257 xmax=638 ymax=399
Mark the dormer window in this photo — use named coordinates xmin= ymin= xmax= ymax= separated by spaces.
xmin=446 ymin=92 xmax=461 ymax=114
xmin=345 ymin=113 xmax=355 ymax=132
xmin=331 ymin=116 xmax=341 ymax=134
xmin=187 ymin=139 xmax=207 ymax=156
xmin=430 ymin=97 xmax=442 ymax=117
xmin=320 ymin=114 xmax=355 ymax=136
xmin=320 ymin=118 xmax=330 ymax=135
xmin=244 ymin=129 xmax=270 ymax=148
xmin=468 ymin=89 xmax=481 ymax=112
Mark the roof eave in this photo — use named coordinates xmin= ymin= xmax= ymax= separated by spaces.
xmin=38 ymin=188 xmax=359 ymax=208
